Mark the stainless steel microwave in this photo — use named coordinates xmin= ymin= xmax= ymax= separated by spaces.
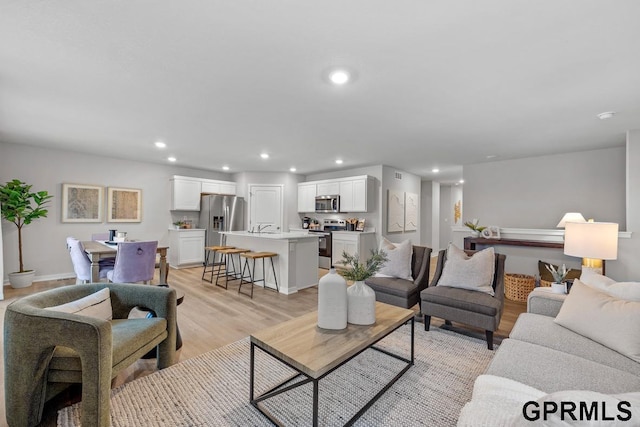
xmin=315 ymin=195 xmax=340 ymax=213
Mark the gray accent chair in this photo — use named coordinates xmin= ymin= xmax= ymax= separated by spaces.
xmin=4 ymin=283 xmax=177 ymax=427
xmin=421 ymin=249 xmax=506 ymax=350
xmin=365 ymin=245 xmax=432 ymax=310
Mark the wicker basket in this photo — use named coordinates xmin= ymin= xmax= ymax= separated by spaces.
xmin=504 ymin=273 xmax=536 ymax=302
xmin=540 ymin=279 xmax=553 ymax=287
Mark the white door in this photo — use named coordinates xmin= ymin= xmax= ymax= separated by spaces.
xmin=248 ymin=184 xmax=283 ymax=233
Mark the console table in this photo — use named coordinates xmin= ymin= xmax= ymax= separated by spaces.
xmin=463 ymin=237 xmax=564 ymax=251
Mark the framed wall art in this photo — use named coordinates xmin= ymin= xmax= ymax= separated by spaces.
xmin=107 ymin=187 xmax=142 ymax=222
xmin=387 ymin=190 xmax=404 ymax=232
xmin=61 ymin=183 xmax=104 ymax=223
xmin=404 ymin=192 xmax=418 ymax=231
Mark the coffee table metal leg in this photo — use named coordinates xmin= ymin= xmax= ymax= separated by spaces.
xmin=250 ymin=342 xmax=255 ymax=402
xmin=411 ymin=317 xmax=415 ymax=364
xmin=313 ymin=379 xmax=319 ymax=427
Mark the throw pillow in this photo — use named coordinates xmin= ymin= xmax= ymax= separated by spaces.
xmin=538 ymin=260 xmax=581 ymax=283
xmin=45 ymin=288 xmax=112 ymax=320
xmin=436 ymin=243 xmax=495 ymax=296
xmin=555 ymin=281 xmax=640 ymax=362
xmin=511 ymin=389 xmax=640 ymax=426
xmin=579 ymin=270 xmax=640 ymax=302
xmin=376 ymin=238 xmax=413 ymax=280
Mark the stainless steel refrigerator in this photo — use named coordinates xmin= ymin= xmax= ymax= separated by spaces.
xmin=199 ymin=195 xmax=245 ymax=247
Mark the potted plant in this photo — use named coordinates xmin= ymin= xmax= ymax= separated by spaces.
xmin=464 ymin=219 xmax=487 ymax=237
xmin=339 ymin=249 xmax=388 ymax=325
xmin=545 ymin=263 xmax=571 ymax=294
xmin=0 ymin=179 xmax=53 ymax=288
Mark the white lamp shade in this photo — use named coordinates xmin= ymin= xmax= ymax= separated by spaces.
xmin=564 ymin=222 xmax=619 ymax=260
xmin=556 ymin=212 xmax=586 ymax=228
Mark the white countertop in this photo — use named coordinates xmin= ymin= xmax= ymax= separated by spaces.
xmin=168 ymin=228 xmax=205 ymax=231
xmin=331 ymin=230 xmax=376 ymax=234
xmin=221 ymin=231 xmax=318 ymax=240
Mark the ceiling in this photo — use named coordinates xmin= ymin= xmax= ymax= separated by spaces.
xmin=1 ymin=1 xmax=639 ymax=183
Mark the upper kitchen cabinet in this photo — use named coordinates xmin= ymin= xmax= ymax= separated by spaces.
xmin=171 ymin=176 xmax=202 ymax=211
xmin=339 ymin=176 xmax=372 ymax=213
xmin=201 ymin=179 xmax=236 ymax=196
xmin=316 ymin=181 xmax=340 ymax=196
xmin=297 ymin=183 xmax=316 ymax=213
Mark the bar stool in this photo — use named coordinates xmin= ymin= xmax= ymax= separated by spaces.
xmin=238 ymin=252 xmax=279 ymax=298
xmin=202 ymin=245 xmax=234 ymax=283
xmin=215 ymin=248 xmax=250 ymax=289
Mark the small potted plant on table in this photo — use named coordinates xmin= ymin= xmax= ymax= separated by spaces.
xmin=0 ymin=179 xmax=53 ymax=288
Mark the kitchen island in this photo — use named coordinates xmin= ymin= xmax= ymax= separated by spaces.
xmin=220 ymin=231 xmax=319 ymax=294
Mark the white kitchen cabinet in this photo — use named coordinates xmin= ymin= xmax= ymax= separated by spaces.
xmin=297 ymin=183 xmax=317 ymax=213
xmin=170 ymin=177 xmax=202 ymax=211
xmin=202 ymin=179 xmax=236 ymax=195
xmin=168 ymin=229 xmax=205 ymax=268
xmin=332 ymin=231 xmax=377 ymax=268
xmin=339 ymin=176 xmax=370 ymax=212
xmin=316 ymin=181 xmax=340 ymax=196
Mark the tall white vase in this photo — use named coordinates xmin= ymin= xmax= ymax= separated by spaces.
xmin=317 ymin=268 xmax=348 ymax=330
xmin=347 ymin=280 xmax=376 ymax=325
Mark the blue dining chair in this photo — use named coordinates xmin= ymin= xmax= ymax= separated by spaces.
xmin=66 ymin=237 xmax=114 ymax=283
xmin=107 ymin=241 xmax=158 ymax=284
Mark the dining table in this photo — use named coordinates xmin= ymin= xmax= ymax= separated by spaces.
xmin=82 ymin=240 xmax=169 ymax=285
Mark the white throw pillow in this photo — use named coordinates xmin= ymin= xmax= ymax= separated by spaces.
xmin=436 ymin=244 xmax=495 ymax=296
xmin=376 ymin=238 xmax=413 ymax=280
xmin=579 ymin=270 xmax=640 ymax=302
xmin=555 ymin=281 xmax=640 ymax=362
xmin=45 ymin=288 xmax=112 ymax=320
xmin=511 ymin=390 xmax=640 ymax=426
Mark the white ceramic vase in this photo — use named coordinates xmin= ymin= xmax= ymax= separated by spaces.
xmin=347 ymin=280 xmax=376 ymax=325
xmin=551 ymin=282 xmax=567 ymax=294
xmin=317 ymin=268 xmax=348 ymax=330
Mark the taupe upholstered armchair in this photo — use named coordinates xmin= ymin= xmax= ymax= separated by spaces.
xmin=4 ymin=283 xmax=177 ymax=427
xmin=365 ymin=245 xmax=432 ymax=310
xmin=421 ymin=249 xmax=506 ymax=350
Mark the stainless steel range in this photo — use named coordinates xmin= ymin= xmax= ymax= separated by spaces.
xmin=308 ymin=219 xmax=346 ymax=269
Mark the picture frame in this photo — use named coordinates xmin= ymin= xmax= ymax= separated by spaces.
xmin=61 ymin=183 xmax=104 ymax=223
xmin=356 ymin=218 xmax=366 ymax=232
xmin=481 ymin=225 xmax=501 ymax=239
xmin=107 ymin=187 xmax=142 ymax=222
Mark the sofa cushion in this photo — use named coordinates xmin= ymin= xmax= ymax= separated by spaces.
xmin=578 ymin=271 xmax=640 ymax=301
xmin=49 ymin=317 xmax=167 ymax=372
xmin=45 ymin=288 xmax=112 ymax=320
xmin=555 ymin=281 xmax=640 ymax=363
xmin=365 ymin=276 xmax=417 ymax=298
xmin=421 ymin=285 xmax=500 ymax=316
xmin=436 ymin=244 xmax=495 ymax=296
xmin=376 ymin=238 xmax=412 ymax=280
xmin=486 ymin=339 xmax=640 ymax=394
xmin=510 ymin=313 xmax=640 ymax=376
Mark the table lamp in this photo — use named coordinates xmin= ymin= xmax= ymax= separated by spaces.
xmin=563 ymin=221 xmax=618 ymax=275
xmin=556 ymin=212 xmax=586 ymax=228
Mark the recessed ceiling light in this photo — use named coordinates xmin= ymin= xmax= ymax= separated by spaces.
xmin=432 ymin=168 xmax=440 ymax=173
xmin=222 ymin=166 xmax=230 ymax=171
xmin=459 ymin=179 xmax=465 ymax=184
xmin=167 ymin=156 xmax=177 ymax=162
xmin=486 ymin=154 xmax=497 ymax=159
xmin=329 ymin=69 xmax=350 ymax=85
xmin=597 ymin=111 xmax=616 ymax=120
xmin=260 ymin=153 xmax=269 ymax=159
xmin=154 ymin=141 xmax=166 ymax=148
xmin=289 ymin=167 xmax=297 ymax=172
xmin=335 ymin=159 xmax=344 ymax=165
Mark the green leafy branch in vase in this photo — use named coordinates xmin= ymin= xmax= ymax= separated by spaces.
xmin=339 ymin=249 xmax=388 ymax=282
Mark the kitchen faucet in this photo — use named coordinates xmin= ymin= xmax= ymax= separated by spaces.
xmin=257 ymin=224 xmax=271 ymax=233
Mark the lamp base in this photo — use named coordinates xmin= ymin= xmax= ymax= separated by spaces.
xmin=582 ymin=258 xmax=604 ymax=276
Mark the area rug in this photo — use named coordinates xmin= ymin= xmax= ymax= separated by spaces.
xmin=58 ymin=325 xmax=496 ymax=426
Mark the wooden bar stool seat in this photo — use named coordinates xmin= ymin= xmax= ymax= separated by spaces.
xmin=238 ymin=252 xmax=279 ymax=298
xmin=215 ymin=248 xmax=250 ymax=289
xmin=202 ymin=245 xmax=235 ymax=283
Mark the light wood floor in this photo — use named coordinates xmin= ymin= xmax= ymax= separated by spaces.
xmin=0 ymin=260 xmax=527 ymax=426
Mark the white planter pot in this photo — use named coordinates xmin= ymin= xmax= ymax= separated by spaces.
xmin=8 ymin=270 xmax=35 ymax=288
xmin=347 ymin=281 xmax=376 ymax=325
xmin=551 ymin=282 xmax=567 ymax=294
xmin=317 ymin=268 xmax=348 ymax=330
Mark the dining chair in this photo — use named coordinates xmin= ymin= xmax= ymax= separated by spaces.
xmin=66 ymin=237 xmax=114 ymax=284
xmin=107 ymin=241 xmax=158 ymax=284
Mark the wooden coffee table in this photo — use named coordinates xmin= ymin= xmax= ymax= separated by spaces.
xmin=250 ymin=302 xmax=415 ymax=426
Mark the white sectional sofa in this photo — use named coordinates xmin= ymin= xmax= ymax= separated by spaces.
xmin=457 ymin=275 xmax=640 ymax=426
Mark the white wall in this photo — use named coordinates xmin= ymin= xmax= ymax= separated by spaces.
xmin=420 ymin=181 xmax=433 ymax=249
xmin=463 ymin=147 xmax=626 ymax=229
xmin=0 ymin=142 xmax=233 ymax=283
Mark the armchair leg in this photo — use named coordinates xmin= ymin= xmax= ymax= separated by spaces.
xmin=444 ymin=320 xmax=452 ymax=326
xmin=424 ymin=315 xmax=431 ymax=331
xmin=485 ymin=330 xmax=494 ymax=350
